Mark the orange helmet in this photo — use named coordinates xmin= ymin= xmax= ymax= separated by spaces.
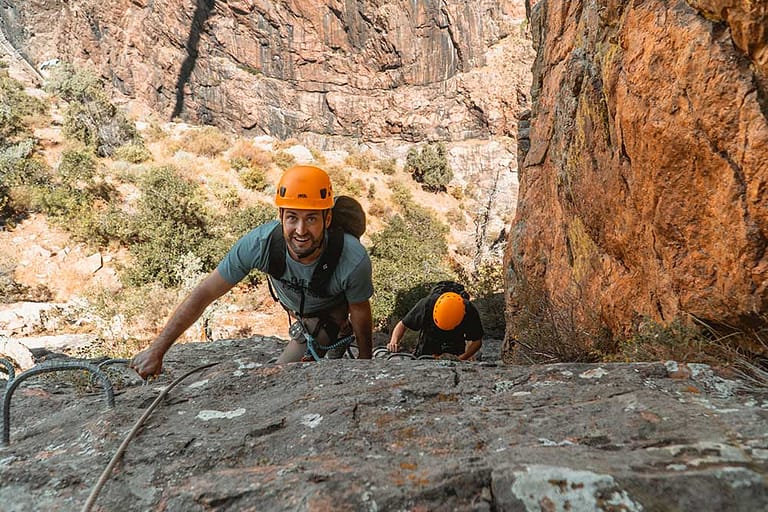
xmin=433 ymin=292 xmax=466 ymax=331
xmin=275 ymin=165 xmax=334 ymax=210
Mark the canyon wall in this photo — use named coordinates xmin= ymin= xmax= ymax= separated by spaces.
xmin=0 ymin=0 xmax=531 ymax=145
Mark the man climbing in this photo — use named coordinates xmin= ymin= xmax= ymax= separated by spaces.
xmin=387 ymin=281 xmax=483 ymax=360
xmin=130 ymin=165 xmax=374 ymax=379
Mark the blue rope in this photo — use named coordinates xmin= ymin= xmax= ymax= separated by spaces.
xmin=305 ymin=333 xmax=356 ymax=361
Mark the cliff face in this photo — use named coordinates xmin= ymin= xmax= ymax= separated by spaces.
xmin=0 ymin=0 xmax=529 ymax=144
xmin=507 ymin=0 xmax=768 ymax=353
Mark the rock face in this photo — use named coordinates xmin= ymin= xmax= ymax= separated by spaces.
xmin=1 ymin=0 xmax=533 ymax=261
xmin=507 ymin=0 xmax=768 ymax=352
xmin=0 ymin=0 xmax=530 ymax=144
xmin=0 ymin=338 xmax=766 ymax=510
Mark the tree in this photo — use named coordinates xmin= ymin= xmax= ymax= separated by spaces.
xmin=404 ymin=142 xmax=453 ymax=192
xmin=45 ymin=63 xmax=139 ymax=156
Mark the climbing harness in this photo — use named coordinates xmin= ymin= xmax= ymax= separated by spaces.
xmin=82 ymin=361 xmax=220 ymax=512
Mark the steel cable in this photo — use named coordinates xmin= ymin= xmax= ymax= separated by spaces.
xmin=0 ymin=358 xmax=15 ymax=382
xmin=2 ymin=360 xmax=115 ymax=446
xmin=81 ymin=361 xmax=220 ymax=512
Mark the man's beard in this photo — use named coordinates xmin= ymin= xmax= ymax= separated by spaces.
xmin=289 ymin=235 xmax=323 ymax=259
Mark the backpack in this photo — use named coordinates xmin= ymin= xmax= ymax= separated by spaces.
xmin=427 ymin=280 xmax=470 ymax=301
xmin=266 ymin=195 xmax=366 ymax=301
xmin=414 ymin=280 xmax=470 ymax=356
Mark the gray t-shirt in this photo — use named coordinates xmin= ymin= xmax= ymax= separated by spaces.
xmin=217 ymin=220 xmax=374 ymax=315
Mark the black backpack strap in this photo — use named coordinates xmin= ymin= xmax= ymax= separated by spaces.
xmin=429 ymin=280 xmax=470 ymax=300
xmin=265 ymin=222 xmax=288 ymax=308
xmin=414 ymin=294 xmax=442 ymax=357
xmin=307 ymin=227 xmax=344 ymax=297
xmin=266 ymin=222 xmax=286 ymax=280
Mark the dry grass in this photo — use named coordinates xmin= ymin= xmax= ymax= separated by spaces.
xmin=173 ymin=126 xmax=231 ymax=157
xmin=506 ymin=278 xmax=613 ymax=364
xmin=733 ymin=358 xmax=768 ymax=391
xmin=229 ymin=139 xmax=274 ymax=169
xmin=345 ymin=150 xmax=374 ymax=172
xmin=507 ymin=272 xmax=768 ymax=374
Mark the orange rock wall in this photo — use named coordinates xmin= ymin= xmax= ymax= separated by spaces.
xmin=507 ymin=0 xmax=768 ymax=348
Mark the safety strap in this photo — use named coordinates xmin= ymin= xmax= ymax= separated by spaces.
xmin=270 ymin=294 xmax=354 ymax=361
xmin=304 ymin=331 xmax=355 ymax=361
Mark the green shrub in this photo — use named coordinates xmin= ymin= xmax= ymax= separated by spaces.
xmin=374 ymin=158 xmax=397 ymax=175
xmin=230 ymin=157 xmax=249 ymax=171
xmin=388 ymin=180 xmax=412 ymax=206
xmin=367 ymin=200 xmax=390 ymax=218
xmin=0 ymin=252 xmax=25 ymax=303
xmin=28 ymin=147 xmax=123 ymax=244
xmin=204 ymin=202 xmax=276 ymax=287
xmin=0 ymin=72 xmax=49 ymax=222
xmin=37 ymin=185 xmax=92 ymax=219
xmin=0 ymin=70 xmax=48 ymax=137
xmin=92 ymin=204 xmax=136 ymax=244
xmin=0 ymin=139 xmax=50 ymax=187
xmin=369 ymin=203 xmax=453 ymax=328
xmin=326 ymin=165 xmax=349 ymax=189
xmin=1 ymin=71 xmax=123 ymax=245
xmin=0 ymin=189 xmax=9 ymax=223
xmin=273 ymin=150 xmax=296 ymax=170
xmin=81 ymin=282 xmax=178 ymax=356
xmin=31 ymin=161 xmax=119 ymax=244
xmin=124 ymin=166 xmax=220 ymax=287
xmin=457 ymin=262 xmax=506 ymax=339
xmin=404 ymin=142 xmax=453 ymax=192
xmin=58 ymin=147 xmax=96 ymax=186
xmin=213 ymin=185 xmax=241 ymax=209
xmin=239 ymin=166 xmax=269 ymax=191
xmin=345 ymin=151 xmax=372 ymax=172
xmin=341 ymin=177 xmax=366 ymax=198
xmin=45 ymin=63 xmax=138 ymax=156
xmin=0 ymin=70 xmax=48 ymax=145
xmin=114 ymin=142 xmax=152 ymax=163
xmin=371 ymin=255 xmax=454 ymax=331
xmin=220 ymin=203 xmax=276 ymax=240
xmin=230 ymin=139 xmax=273 ymax=168
xmin=327 ymin=165 xmax=366 ymax=196
xmin=45 ymin=62 xmax=102 ymax=101
xmin=449 ymin=186 xmax=465 ymax=201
